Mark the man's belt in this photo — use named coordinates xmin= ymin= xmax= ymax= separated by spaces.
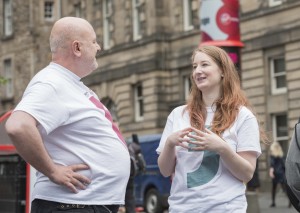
xmin=58 ymin=203 xmax=86 ymax=209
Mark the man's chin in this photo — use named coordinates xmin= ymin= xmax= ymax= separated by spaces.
xmin=82 ymin=69 xmax=97 ymax=78
xmin=93 ymin=62 xmax=98 ymax=70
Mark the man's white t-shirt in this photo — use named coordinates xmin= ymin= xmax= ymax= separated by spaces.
xmin=156 ymin=105 xmax=261 ymax=213
xmin=14 ymin=63 xmax=130 ymax=205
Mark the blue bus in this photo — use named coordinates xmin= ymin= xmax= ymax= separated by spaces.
xmin=131 ymin=134 xmax=171 ymax=213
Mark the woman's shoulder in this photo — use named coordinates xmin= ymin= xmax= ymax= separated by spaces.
xmin=232 ymin=106 xmax=258 ymax=129
xmin=171 ymin=105 xmax=187 ymax=113
xmin=168 ymin=105 xmax=188 ymax=118
xmin=239 ymin=106 xmax=253 ymax=114
xmin=238 ymin=106 xmax=256 ymax=120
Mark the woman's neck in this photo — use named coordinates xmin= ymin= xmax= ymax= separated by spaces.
xmin=202 ymin=92 xmax=219 ymax=107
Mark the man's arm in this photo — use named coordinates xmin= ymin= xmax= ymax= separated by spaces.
xmin=5 ymin=111 xmax=91 ymax=193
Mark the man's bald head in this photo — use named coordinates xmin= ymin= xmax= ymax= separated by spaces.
xmin=49 ymin=17 xmax=93 ymax=54
xmin=49 ymin=17 xmax=101 ymax=77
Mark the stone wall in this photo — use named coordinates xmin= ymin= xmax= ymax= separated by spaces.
xmin=1 ymin=0 xmax=300 ymax=187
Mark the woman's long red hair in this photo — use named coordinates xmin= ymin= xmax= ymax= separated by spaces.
xmin=186 ymin=46 xmax=252 ymax=136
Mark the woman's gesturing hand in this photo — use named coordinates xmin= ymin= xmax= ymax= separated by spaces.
xmin=166 ymin=127 xmax=193 ymax=149
xmin=186 ymin=127 xmax=226 ymax=153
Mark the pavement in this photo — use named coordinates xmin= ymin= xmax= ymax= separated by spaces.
xmin=256 ymin=191 xmax=297 ymax=213
xmin=119 ymin=190 xmax=298 ymax=213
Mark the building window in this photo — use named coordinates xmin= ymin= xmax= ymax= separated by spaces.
xmin=272 ymin=114 xmax=288 ymax=154
xmin=269 ymin=0 xmax=282 ymax=7
xmin=4 ymin=59 xmax=13 ymax=98
xmin=183 ymin=0 xmax=194 ymax=31
xmin=270 ymin=57 xmax=286 ymax=94
xmin=132 ymin=0 xmax=144 ymax=41
xmin=44 ymin=1 xmax=54 ymax=21
xmin=3 ymin=0 xmax=13 ymax=37
xmin=101 ymin=97 xmax=118 ymax=122
xmin=184 ymin=75 xmax=192 ymax=100
xmin=103 ymin=0 xmax=112 ymax=50
xmin=134 ymin=83 xmax=144 ymax=121
xmin=74 ymin=3 xmax=82 ymax=18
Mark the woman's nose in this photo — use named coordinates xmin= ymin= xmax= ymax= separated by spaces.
xmin=195 ymin=66 xmax=203 ymax=73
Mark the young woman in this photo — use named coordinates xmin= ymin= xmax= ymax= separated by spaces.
xmin=157 ymin=46 xmax=263 ymax=212
xmin=269 ymin=142 xmax=290 ymax=207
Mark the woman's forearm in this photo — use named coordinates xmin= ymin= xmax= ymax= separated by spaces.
xmin=158 ymin=141 xmax=176 ymax=177
xmin=218 ymin=143 xmax=257 ymax=182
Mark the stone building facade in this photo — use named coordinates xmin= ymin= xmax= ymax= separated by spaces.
xmin=1 ymin=0 xmax=300 ymax=188
xmin=240 ymin=0 xmax=300 ymax=186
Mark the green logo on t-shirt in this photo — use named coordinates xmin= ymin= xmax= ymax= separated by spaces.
xmin=186 ymin=126 xmax=220 ymax=188
xmin=187 ymin=150 xmax=220 ymax=188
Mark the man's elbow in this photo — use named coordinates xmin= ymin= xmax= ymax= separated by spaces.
xmin=5 ymin=114 xmax=33 ymax=141
xmin=5 ymin=118 xmax=23 ymax=139
xmin=6 ymin=112 xmax=37 ymax=135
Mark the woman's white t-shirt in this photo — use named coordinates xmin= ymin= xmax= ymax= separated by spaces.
xmin=156 ymin=105 xmax=261 ymax=213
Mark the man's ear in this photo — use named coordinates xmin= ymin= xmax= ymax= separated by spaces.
xmin=72 ymin=40 xmax=81 ymax=56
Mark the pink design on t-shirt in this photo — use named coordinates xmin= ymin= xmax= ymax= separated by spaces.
xmin=89 ymin=96 xmax=127 ymax=148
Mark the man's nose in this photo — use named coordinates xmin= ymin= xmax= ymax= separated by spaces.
xmin=96 ymin=49 xmax=101 ymax=57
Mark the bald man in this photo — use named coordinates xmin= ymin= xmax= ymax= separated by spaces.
xmin=5 ymin=17 xmax=130 ymax=213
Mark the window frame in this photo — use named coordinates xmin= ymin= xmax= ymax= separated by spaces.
xmin=270 ymin=56 xmax=287 ymax=95
xmin=269 ymin=0 xmax=283 ymax=7
xmin=74 ymin=2 xmax=82 ymax=18
xmin=134 ymin=83 xmax=144 ymax=121
xmin=184 ymin=75 xmax=192 ymax=100
xmin=183 ymin=0 xmax=194 ymax=31
xmin=3 ymin=58 xmax=13 ymax=98
xmin=102 ymin=0 xmax=112 ymax=50
xmin=272 ymin=113 xmax=289 ymax=153
xmin=132 ymin=0 xmax=143 ymax=41
xmin=3 ymin=0 xmax=13 ymax=37
xmin=44 ymin=0 xmax=55 ymax=21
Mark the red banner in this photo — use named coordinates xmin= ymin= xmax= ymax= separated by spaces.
xmin=200 ymin=0 xmax=244 ymax=47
